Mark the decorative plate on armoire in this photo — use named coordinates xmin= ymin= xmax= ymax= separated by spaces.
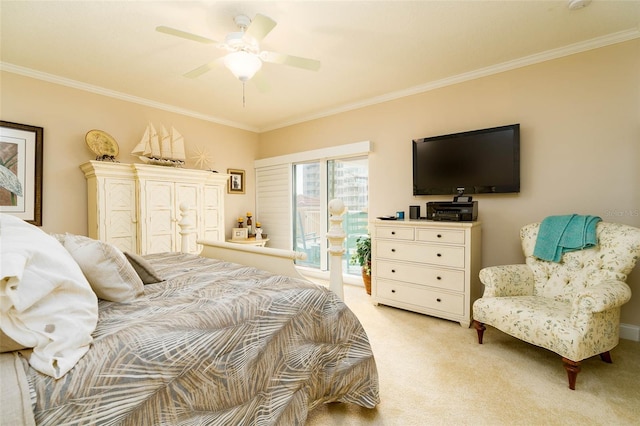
xmin=85 ymin=129 xmax=119 ymax=160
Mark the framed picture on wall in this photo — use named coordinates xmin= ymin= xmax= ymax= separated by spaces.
xmin=0 ymin=121 xmax=44 ymax=226
xmin=227 ymin=168 xmax=245 ymax=194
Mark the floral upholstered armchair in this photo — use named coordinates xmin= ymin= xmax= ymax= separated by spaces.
xmin=472 ymin=221 xmax=640 ymax=390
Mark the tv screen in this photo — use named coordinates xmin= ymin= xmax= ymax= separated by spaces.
xmin=412 ymin=124 xmax=520 ymax=196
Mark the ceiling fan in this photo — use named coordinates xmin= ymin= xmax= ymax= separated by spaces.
xmin=156 ymin=14 xmax=321 ymax=83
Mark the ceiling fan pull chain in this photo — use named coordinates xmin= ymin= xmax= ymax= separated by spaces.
xmin=242 ymin=81 xmax=246 ymax=108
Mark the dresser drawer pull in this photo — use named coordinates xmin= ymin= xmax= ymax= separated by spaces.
xmin=391 ymin=248 xmax=396 ymax=252
xmin=391 ymin=231 xmax=396 ymax=235
xmin=436 ymin=298 xmax=442 ymax=302
xmin=437 ymin=276 xmax=442 ymax=280
xmin=391 ymin=269 xmax=396 ymax=273
xmin=437 ymin=253 xmax=442 ymax=257
xmin=391 ymin=289 xmax=396 ymax=293
xmin=437 ymin=234 xmax=442 ymax=238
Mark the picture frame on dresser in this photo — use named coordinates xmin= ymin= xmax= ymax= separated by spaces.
xmin=227 ymin=168 xmax=245 ymax=194
xmin=0 ymin=121 xmax=43 ymax=226
xmin=232 ymin=227 xmax=249 ymax=240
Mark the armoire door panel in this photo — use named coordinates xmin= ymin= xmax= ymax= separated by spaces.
xmin=148 ymin=235 xmax=173 ymax=254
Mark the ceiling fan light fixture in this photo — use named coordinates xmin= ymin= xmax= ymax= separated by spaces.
xmin=224 ymin=51 xmax=262 ymax=82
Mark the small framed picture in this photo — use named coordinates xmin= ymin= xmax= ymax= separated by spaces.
xmin=231 ymin=227 xmax=248 ymax=240
xmin=227 ymin=169 xmax=245 ymax=194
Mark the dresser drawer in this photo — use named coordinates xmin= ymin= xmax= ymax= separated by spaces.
xmin=416 ymin=228 xmax=465 ymax=245
xmin=376 ymin=279 xmax=464 ymax=316
xmin=376 ymin=260 xmax=465 ymax=292
xmin=376 ymin=241 xmax=465 ymax=268
xmin=376 ymin=226 xmax=414 ymax=240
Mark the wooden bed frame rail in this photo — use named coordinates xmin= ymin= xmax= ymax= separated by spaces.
xmin=178 ymin=200 xmax=347 ymax=294
xmin=197 ymin=240 xmax=308 ymax=280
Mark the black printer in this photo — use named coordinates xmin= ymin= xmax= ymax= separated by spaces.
xmin=426 ymin=201 xmax=478 ymax=222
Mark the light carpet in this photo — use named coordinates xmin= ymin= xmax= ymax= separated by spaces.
xmin=306 ymin=283 xmax=640 ymax=425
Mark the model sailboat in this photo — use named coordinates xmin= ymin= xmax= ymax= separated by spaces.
xmin=131 ymin=123 xmax=186 ymax=167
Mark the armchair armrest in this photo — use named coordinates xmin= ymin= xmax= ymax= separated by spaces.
xmin=479 ymin=264 xmax=535 ymax=298
xmin=572 ymin=280 xmax=632 ymax=314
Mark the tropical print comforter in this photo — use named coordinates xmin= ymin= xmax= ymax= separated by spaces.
xmin=28 ymin=252 xmax=379 ymax=425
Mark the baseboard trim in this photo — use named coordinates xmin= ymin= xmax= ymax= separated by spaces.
xmin=620 ymin=323 xmax=640 ymax=341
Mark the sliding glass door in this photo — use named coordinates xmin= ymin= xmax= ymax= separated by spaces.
xmin=293 ymin=162 xmax=324 ymax=268
xmin=329 ymin=157 xmax=369 ymax=275
xmin=293 ymin=156 xmax=368 ymax=274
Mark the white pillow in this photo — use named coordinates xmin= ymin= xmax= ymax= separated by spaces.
xmin=0 ymin=214 xmax=98 ymax=378
xmin=63 ymin=234 xmax=144 ymax=302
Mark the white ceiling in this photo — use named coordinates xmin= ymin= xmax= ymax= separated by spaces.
xmin=1 ymin=1 xmax=639 ymax=132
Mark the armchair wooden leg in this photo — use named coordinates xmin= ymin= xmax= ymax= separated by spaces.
xmin=473 ymin=320 xmax=485 ymax=344
xmin=599 ymin=351 xmax=612 ymax=364
xmin=562 ymin=358 xmax=581 ymax=390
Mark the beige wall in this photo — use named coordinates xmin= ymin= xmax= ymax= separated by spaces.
xmin=1 ymin=39 xmax=639 ymax=327
xmin=0 ymin=72 xmax=259 ymax=236
xmin=258 ymin=40 xmax=640 ymax=326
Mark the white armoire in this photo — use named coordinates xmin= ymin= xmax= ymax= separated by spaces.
xmin=81 ymin=161 xmax=228 ymax=255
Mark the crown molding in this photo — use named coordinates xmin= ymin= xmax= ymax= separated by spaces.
xmin=2 ymin=27 xmax=638 ymax=134
xmin=0 ymin=62 xmax=259 ymax=133
xmin=259 ymin=27 xmax=640 ymax=132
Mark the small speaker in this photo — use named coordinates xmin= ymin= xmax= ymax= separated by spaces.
xmin=409 ymin=205 xmax=420 ymax=219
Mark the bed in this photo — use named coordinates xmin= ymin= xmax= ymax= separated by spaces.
xmin=0 ymin=213 xmax=379 ymax=425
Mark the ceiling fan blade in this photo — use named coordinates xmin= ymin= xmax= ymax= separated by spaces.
xmin=156 ymin=26 xmax=217 ymax=44
xmin=183 ymin=59 xmax=222 ymax=79
xmin=243 ymin=14 xmax=276 ymax=43
xmin=261 ymin=51 xmax=321 ymax=71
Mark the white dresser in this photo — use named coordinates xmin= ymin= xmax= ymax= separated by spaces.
xmin=81 ymin=161 xmax=228 ymax=255
xmin=371 ymin=219 xmax=481 ymax=326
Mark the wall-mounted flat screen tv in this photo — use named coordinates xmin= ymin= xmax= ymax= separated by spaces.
xmin=412 ymin=124 xmax=520 ymax=195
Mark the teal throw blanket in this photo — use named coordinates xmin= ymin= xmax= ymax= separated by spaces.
xmin=533 ymin=214 xmax=602 ymax=262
